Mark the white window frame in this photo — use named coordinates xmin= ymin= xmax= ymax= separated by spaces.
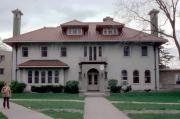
xmin=67 ymin=28 xmax=83 ymax=35
xmin=103 ymin=28 xmax=118 ymax=35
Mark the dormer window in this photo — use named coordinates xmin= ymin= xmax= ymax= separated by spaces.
xmin=67 ymin=27 xmax=83 ymax=35
xmin=103 ymin=28 xmax=118 ymax=35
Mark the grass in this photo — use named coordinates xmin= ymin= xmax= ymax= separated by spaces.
xmin=10 ymin=93 xmax=84 ymax=119
xmin=43 ymin=110 xmax=83 ymax=119
xmin=13 ymin=101 xmax=84 ymax=109
xmin=108 ymin=91 xmax=180 ymax=102
xmin=114 ymin=103 xmax=180 ymax=110
xmin=129 ymin=114 xmax=180 ymax=119
xmin=6 ymin=93 xmax=84 ymax=100
xmin=0 ymin=113 xmax=7 ymax=119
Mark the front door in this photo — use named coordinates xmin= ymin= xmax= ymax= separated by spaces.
xmin=88 ymin=71 xmax=99 ymax=91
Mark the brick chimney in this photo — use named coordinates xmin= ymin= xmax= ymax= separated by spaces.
xmin=103 ymin=16 xmax=113 ymax=22
xmin=148 ymin=9 xmax=159 ymax=36
xmin=12 ymin=9 xmax=23 ymax=37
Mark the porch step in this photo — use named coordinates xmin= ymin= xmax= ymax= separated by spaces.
xmin=84 ymin=92 xmax=107 ymax=97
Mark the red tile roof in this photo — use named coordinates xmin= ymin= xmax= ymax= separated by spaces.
xmin=4 ymin=19 xmax=167 ymax=45
xmin=18 ymin=60 xmax=68 ymax=68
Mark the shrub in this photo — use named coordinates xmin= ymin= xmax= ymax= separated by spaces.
xmin=31 ymin=85 xmax=64 ymax=93
xmin=0 ymin=81 xmax=4 ymax=90
xmin=108 ymin=79 xmax=121 ymax=93
xmin=10 ymin=81 xmax=26 ymax=93
xmin=64 ymin=81 xmax=79 ymax=93
xmin=122 ymin=85 xmax=132 ymax=93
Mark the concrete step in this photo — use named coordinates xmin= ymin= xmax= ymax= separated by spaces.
xmin=84 ymin=92 xmax=106 ymax=97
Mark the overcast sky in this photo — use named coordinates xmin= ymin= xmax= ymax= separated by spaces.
xmin=0 ymin=0 xmax=179 ymax=68
xmin=0 ymin=0 xmax=117 ymax=39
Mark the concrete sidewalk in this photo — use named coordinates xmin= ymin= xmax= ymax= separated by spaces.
xmin=0 ymin=99 xmax=52 ymax=119
xmin=84 ymin=97 xmax=129 ymax=119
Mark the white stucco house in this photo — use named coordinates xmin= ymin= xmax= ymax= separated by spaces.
xmin=4 ymin=9 xmax=167 ymax=95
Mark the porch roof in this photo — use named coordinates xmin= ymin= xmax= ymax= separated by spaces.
xmin=18 ymin=60 xmax=69 ymax=68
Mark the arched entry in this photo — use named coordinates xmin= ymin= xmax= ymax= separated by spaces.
xmin=87 ymin=68 xmax=99 ymax=91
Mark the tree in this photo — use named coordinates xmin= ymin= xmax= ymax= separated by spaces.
xmin=159 ymin=44 xmax=174 ymax=69
xmin=116 ymin=0 xmax=180 ymax=60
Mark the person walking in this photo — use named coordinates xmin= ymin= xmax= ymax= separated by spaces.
xmin=1 ymin=81 xmax=11 ymax=109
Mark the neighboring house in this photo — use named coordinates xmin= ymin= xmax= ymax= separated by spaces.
xmin=0 ymin=48 xmax=12 ymax=83
xmin=4 ymin=9 xmax=167 ymax=95
xmin=160 ymin=69 xmax=180 ymax=90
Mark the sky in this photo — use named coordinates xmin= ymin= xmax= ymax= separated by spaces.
xmin=0 ymin=0 xmax=179 ymax=68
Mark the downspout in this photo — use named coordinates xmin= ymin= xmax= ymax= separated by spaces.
xmin=154 ymin=45 xmax=157 ymax=91
xmin=15 ymin=44 xmax=18 ymax=81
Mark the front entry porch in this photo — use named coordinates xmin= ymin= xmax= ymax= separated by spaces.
xmin=78 ymin=62 xmax=110 ymax=96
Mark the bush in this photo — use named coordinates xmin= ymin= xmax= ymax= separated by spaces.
xmin=108 ymin=79 xmax=121 ymax=93
xmin=64 ymin=81 xmax=79 ymax=93
xmin=122 ymin=85 xmax=132 ymax=93
xmin=0 ymin=81 xmax=4 ymax=90
xmin=10 ymin=81 xmax=26 ymax=93
xmin=31 ymin=85 xmax=64 ymax=93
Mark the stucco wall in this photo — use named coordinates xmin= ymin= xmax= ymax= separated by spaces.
xmin=0 ymin=50 xmax=12 ymax=83
xmin=13 ymin=42 xmax=158 ymax=90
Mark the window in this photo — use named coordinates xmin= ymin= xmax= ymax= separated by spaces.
xmin=133 ymin=70 xmax=139 ymax=83
xmin=89 ymin=46 xmax=92 ymax=60
xmin=28 ymin=71 xmax=32 ymax=83
xmin=176 ymin=74 xmax=180 ymax=84
xmin=0 ymin=55 xmax=5 ymax=63
xmin=94 ymin=47 xmax=97 ymax=60
xmin=22 ymin=47 xmax=28 ymax=57
xmin=41 ymin=71 xmax=46 ymax=83
xmin=48 ymin=71 xmax=52 ymax=83
xmin=121 ymin=70 xmax=128 ymax=85
xmin=124 ymin=46 xmax=130 ymax=56
xmin=41 ymin=47 xmax=48 ymax=57
xmin=84 ymin=46 xmax=87 ymax=57
xmin=142 ymin=46 xmax=148 ymax=56
xmin=103 ymin=28 xmax=118 ymax=35
xmin=34 ymin=71 xmax=39 ymax=83
xmin=67 ymin=28 xmax=82 ymax=35
xmin=105 ymin=72 xmax=108 ymax=80
xmin=145 ymin=70 xmax=151 ymax=83
xmin=54 ymin=70 xmax=59 ymax=83
xmin=122 ymin=70 xmax=128 ymax=80
xmin=61 ymin=47 xmax=67 ymax=57
xmin=0 ymin=68 xmax=4 ymax=75
xmin=99 ymin=46 xmax=102 ymax=57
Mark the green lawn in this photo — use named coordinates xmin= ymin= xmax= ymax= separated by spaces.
xmin=7 ymin=93 xmax=84 ymax=100
xmin=0 ymin=112 xmax=7 ymax=119
xmin=108 ymin=91 xmax=180 ymax=102
xmin=13 ymin=101 xmax=84 ymax=110
xmin=10 ymin=93 xmax=84 ymax=119
xmin=108 ymin=91 xmax=180 ymax=119
xmin=129 ymin=114 xmax=180 ymax=119
xmin=114 ymin=103 xmax=180 ymax=110
xmin=43 ymin=110 xmax=83 ymax=119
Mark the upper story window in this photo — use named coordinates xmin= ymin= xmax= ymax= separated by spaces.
xmin=67 ymin=28 xmax=83 ymax=35
xmin=0 ymin=55 xmax=5 ymax=63
xmin=22 ymin=47 xmax=28 ymax=57
xmin=61 ymin=47 xmax=67 ymax=57
xmin=124 ymin=46 xmax=130 ymax=56
xmin=41 ymin=46 xmax=48 ymax=57
xmin=142 ymin=46 xmax=148 ymax=56
xmin=84 ymin=46 xmax=87 ymax=57
xmin=103 ymin=28 xmax=118 ymax=35
xmin=99 ymin=46 xmax=102 ymax=57
xmin=0 ymin=68 xmax=4 ymax=75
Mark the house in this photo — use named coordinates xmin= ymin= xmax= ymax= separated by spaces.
xmin=160 ymin=69 xmax=180 ymax=90
xmin=0 ymin=48 xmax=12 ymax=83
xmin=4 ymin=9 xmax=167 ymax=95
